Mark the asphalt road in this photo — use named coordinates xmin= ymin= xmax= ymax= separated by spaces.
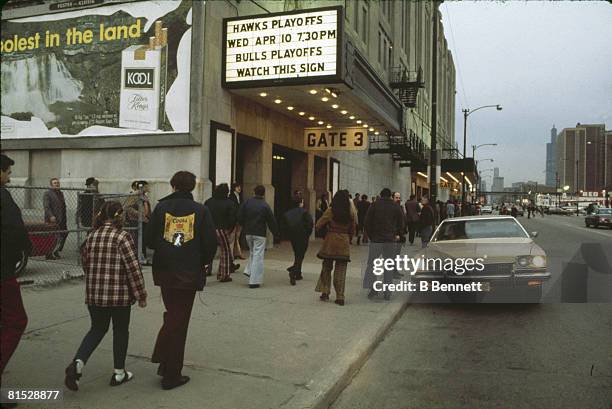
xmin=330 ymin=214 xmax=612 ymax=409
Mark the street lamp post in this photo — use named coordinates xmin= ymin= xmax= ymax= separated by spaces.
xmin=472 ymin=143 xmax=498 ymax=161
xmin=462 ymin=105 xmax=502 ymax=213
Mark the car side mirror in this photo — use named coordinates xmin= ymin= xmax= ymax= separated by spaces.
xmin=530 ymin=231 xmax=538 ymax=238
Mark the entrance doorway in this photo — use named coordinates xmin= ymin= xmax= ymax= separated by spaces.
xmin=272 ymin=144 xmax=308 ymax=239
xmin=272 ymin=145 xmax=292 ymax=226
xmin=235 ymin=134 xmax=261 ymax=198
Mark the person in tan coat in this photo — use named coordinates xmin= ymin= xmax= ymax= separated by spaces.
xmin=314 ymin=190 xmax=356 ymax=306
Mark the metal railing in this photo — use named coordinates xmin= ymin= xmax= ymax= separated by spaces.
xmin=5 ymin=186 xmax=148 ymax=284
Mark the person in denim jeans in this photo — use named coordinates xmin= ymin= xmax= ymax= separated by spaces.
xmin=237 ymin=185 xmax=279 ymax=288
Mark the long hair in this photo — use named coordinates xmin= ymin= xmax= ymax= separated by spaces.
xmin=93 ymin=201 xmax=124 ymax=230
xmin=331 ymin=190 xmax=351 ymax=225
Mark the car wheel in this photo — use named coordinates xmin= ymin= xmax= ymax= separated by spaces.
xmin=585 ymin=222 xmax=590 ymax=227
xmin=15 ymin=250 xmax=29 ymax=276
xmin=520 ymin=286 xmax=542 ymax=303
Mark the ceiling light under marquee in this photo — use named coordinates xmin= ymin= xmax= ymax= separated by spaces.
xmin=309 ymin=90 xmax=317 ymax=95
xmin=332 ymin=104 xmax=339 ymax=109
xmin=274 ymin=99 xmax=282 ymax=104
xmin=326 ymin=124 xmax=332 ymax=129
xmin=321 ymin=97 xmax=329 ymax=102
xmin=356 ymin=120 xmax=362 ymax=124
xmin=309 ymin=116 xmax=315 ymax=120
xmin=259 ymin=92 xmax=267 ymax=97
xmin=318 ymin=121 xmax=324 ymax=125
xmin=340 ymin=110 xmax=348 ymax=115
xmin=349 ymin=115 xmax=355 ymax=120
xmin=298 ymin=112 xmax=305 ymax=116
xmin=369 ymin=127 xmax=374 ymax=132
xmin=287 ymin=106 xmax=294 ymax=111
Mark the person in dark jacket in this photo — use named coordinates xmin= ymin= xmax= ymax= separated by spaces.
xmin=405 ymin=194 xmax=420 ymax=245
xmin=283 ymin=194 xmax=313 ymax=285
xmin=356 ymin=194 xmax=371 ymax=245
xmin=43 ymin=177 xmax=68 ymax=259
xmin=77 ymin=177 xmax=104 ymax=229
xmin=1 ymin=154 xmax=32 ymax=377
xmin=419 ymin=197 xmax=436 ymax=248
xmin=363 ymin=188 xmax=405 ymax=300
xmin=237 ymin=185 xmax=279 ymax=288
xmin=204 ymin=183 xmax=238 ymax=282
xmin=146 ymin=171 xmax=217 ymax=390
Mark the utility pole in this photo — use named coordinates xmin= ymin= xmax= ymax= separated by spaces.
xmin=461 ymin=109 xmax=468 ymax=208
xmin=555 ymin=171 xmax=559 ymax=207
xmin=429 ymin=1 xmax=440 ymax=204
xmin=576 ymin=159 xmax=579 ymax=216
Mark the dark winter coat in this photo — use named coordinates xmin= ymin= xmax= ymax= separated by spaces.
xmin=145 ymin=191 xmax=217 ymax=291
xmin=43 ymin=189 xmax=67 ymax=227
xmin=204 ymin=197 xmax=237 ymax=230
xmin=419 ymin=204 xmax=435 ymax=228
xmin=237 ymin=196 xmax=279 ymax=237
xmin=364 ymin=197 xmax=405 ymax=243
xmin=1 ymin=187 xmax=32 ymax=281
xmin=283 ymin=207 xmax=313 ymax=242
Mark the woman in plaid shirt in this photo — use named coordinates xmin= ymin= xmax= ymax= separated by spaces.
xmin=65 ymin=201 xmax=147 ymax=391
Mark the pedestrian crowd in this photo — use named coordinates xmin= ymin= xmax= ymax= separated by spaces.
xmin=1 ymin=152 xmax=467 ymax=400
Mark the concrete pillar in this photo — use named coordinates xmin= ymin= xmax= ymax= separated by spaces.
xmin=305 ymin=153 xmax=317 ymax=240
xmin=261 ymin=141 xmax=275 ymax=248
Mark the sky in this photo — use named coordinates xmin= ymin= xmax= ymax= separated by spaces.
xmin=441 ymin=1 xmax=612 ymax=186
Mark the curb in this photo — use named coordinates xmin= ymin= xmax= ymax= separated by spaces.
xmin=283 ymin=296 xmax=410 ymax=409
xmin=19 ymin=269 xmax=84 ymax=288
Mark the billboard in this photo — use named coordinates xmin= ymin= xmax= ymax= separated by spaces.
xmin=223 ymin=6 xmax=341 ymax=88
xmin=0 ymin=1 xmax=195 ymax=139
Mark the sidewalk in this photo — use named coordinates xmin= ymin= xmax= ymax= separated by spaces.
xmin=3 ymin=240 xmax=418 ymax=409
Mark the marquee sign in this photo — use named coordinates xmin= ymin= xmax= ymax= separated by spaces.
xmin=222 ymin=6 xmax=342 ymax=88
xmin=304 ymin=127 xmax=367 ymax=151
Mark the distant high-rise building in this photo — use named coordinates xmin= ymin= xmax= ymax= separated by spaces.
xmin=556 ymin=123 xmax=610 ymax=193
xmin=545 ymin=125 xmax=557 ymax=187
xmin=491 ymin=167 xmax=504 ymax=203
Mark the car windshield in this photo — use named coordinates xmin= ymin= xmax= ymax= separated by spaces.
xmin=435 ymin=219 xmax=528 ymax=240
xmin=597 ymin=209 xmax=612 ymax=215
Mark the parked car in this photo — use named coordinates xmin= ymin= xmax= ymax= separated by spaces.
xmin=15 ymin=222 xmax=58 ymax=276
xmin=585 ymin=208 xmax=612 ymax=228
xmin=412 ymin=216 xmax=549 ymax=303
xmin=481 ymin=205 xmax=493 ymax=214
xmin=547 ymin=206 xmax=572 ymax=215
xmin=561 ymin=206 xmax=585 ymax=215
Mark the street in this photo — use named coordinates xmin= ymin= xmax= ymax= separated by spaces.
xmin=331 ymin=214 xmax=612 ymax=409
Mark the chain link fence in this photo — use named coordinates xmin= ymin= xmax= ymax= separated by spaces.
xmin=6 ymin=186 xmax=148 ymax=286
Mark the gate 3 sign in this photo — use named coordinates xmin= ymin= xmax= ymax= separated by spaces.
xmin=305 ymin=128 xmax=367 ymax=151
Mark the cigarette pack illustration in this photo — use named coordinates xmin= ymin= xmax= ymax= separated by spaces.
xmin=119 ymin=21 xmax=168 ymax=131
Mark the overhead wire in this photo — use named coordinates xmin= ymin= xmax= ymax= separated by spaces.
xmin=443 ymin=2 xmax=469 ymax=110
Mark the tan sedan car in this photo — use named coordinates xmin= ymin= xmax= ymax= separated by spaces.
xmin=413 ymin=216 xmax=550 ymax=302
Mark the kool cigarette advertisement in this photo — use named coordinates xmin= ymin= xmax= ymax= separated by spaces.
xmin=0 ymin=0 xmax=194 ymax=138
